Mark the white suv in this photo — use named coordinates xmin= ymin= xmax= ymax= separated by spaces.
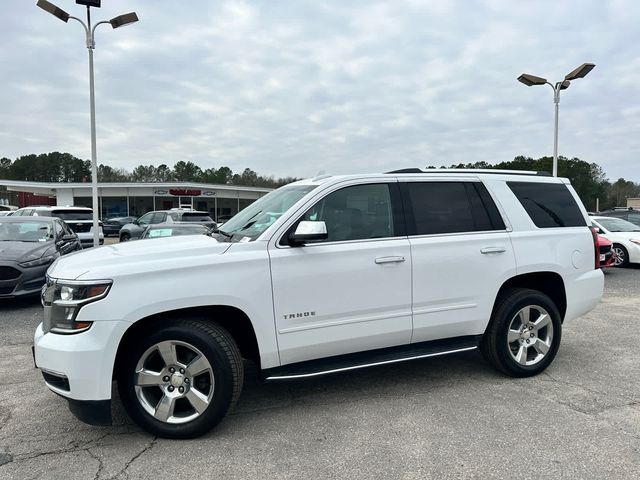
xmin=34 ymin=170 xmax=604 ymax=438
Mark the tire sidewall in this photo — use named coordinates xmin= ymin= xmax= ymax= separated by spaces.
xmin=118 ymin=321 xmax=236 ymax=438
xmin=613 ymin=244 xmax=628 ymax=267
xmin=493 ymin=291 xmax=562 ymax=377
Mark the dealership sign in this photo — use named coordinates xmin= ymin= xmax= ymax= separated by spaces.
xmin=154 ymin=189 xmax=215 ymax=197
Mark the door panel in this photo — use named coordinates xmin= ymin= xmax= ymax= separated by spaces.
xmin=269 ymin=239 xmax=412 ymax=365
xmin=410 ymin=232 xmax=516 ymax=342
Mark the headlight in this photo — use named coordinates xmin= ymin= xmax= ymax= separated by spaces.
xmin=629 ymin=239 xmax=640 ymax=246
xmin=18 ymin=255 xmax=56 ymax=268
xmin=41 ymin=278 xmax=112 ymax=334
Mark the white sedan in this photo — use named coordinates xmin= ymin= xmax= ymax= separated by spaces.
xmin=591 ymin=216 xmax=640 ymax=267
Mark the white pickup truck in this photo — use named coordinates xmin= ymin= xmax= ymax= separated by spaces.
xmin=35 ymin=169 xmax=604 ymax=438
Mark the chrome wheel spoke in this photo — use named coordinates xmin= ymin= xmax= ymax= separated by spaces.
xmin=154 ymin=394 xmax=176 ymax=422
xmin=518 ymin=306 xmax=531 ymax=327
xmin=515 ymin=345 xmax=528 ymax=365
xmin=185 ymin=388 xmax=209 ymax=414
xmin=187 ymin=355 xmax=210 ymax=377
xmin=157 ymin=341 xmax=178 ymax=367
xmin=135 ymin=369 xmax=163 ymax=386
xmin=532 ymin=314 xmax=551 ymax=332
xmin=534 ymin=338 xmax=550 ymax=355
xmin=507 ymin=329 xmax=521 ymax=343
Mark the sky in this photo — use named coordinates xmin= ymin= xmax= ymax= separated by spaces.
xmin=1 ymin=0 xmax=639 ymax=181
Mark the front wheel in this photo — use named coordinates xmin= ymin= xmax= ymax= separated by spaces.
xmin=612 ymin=244 xmax=629 ymax=267
xmin=481 ymin=288 xmax=562 ymax=377
xmin=120 ymin=232 xmax=131 ymax=242
xmin=117 ymin=318 xmax=243 ymax=438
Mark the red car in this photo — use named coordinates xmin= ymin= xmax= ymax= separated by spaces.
xmin=596 ymin=234 xmax=615 ymax=267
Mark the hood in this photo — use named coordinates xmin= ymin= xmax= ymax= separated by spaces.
xmin=0 ymin=240 xmax=54 ymax=263
xmin=48 ymin=235 xmax=231 ymax=280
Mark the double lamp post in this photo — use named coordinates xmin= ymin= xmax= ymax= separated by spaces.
xmin=517 ymin=63 xmax=595 ymax=177
xmin=37 ymin=0 xmax=138 ymax=247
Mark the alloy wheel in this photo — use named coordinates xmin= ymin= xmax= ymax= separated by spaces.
xmin=133 ymin=340 xmax=215 ymax=424
xmin=507 ymin=305 xmax=554 ymax=367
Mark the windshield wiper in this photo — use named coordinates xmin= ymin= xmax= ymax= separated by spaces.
xmin=215 ymin=229 xmax=232 ymax=238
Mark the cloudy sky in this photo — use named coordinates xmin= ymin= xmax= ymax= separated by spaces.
xmin=1 ymin=0 xmax=639 ymax=181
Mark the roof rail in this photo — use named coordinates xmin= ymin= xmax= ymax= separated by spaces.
xmin=385 ymin=168 xmax=551 ymax=176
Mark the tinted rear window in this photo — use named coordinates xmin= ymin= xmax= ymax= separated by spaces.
xmin=43 ymin=210 xmax=93 ymax=221
xmin=180 ymin=213 xmax=214 ymax=222
xmin=508 ymin=182 xmax=586 ymax=228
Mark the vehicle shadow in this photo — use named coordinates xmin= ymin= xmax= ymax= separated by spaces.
xmin=0 ymin=295 xmax=41 ymax=311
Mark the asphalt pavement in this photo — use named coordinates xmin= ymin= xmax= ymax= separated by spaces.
xmin=0 ymin=267 xmax=639 ymax=479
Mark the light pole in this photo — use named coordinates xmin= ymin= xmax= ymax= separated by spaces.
xmin=37 ymin=0 xmax=138 ymax=247
xmin=517 ymin=63 xmax=595 ymax=177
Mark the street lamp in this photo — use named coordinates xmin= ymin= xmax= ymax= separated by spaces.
xmin=36 ymin=0 xmax=138 ymax=247
xmin=517 ymin=63 xmax=595 ymax=177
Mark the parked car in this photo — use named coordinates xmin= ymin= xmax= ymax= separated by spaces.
xmin=102 ymin=216 xmax=136 ymax=236
xmin=35 ymin=169 xmax=603 ymax=438
xmin=597 ymin=207 xmax=640 ymax=227
xmin=0 ymin=216 xmax=81 ymax=298
xmin=595 ymin=233 xmax=615 ymax=268
xmin=591 ymin=216 xmax=640 ymax=267
xmin=141 ymin=223 xmax=212 ymax=239
xmin=13 ymin=206 xmax=104 ymax=248
xmin=119 ymin=210 xmax=216 ymax=242
xmin=0 ymin=205 xmax=18 ymax=216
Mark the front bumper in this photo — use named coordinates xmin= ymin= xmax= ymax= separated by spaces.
xmin=34 ymin=320 xmax=129 ymax=403
xmin=0 ymin=262 xmax=49 ymax=298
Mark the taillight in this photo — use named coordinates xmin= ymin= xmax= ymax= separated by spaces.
xmin=589 ymin=226 xmax=600 ymax=269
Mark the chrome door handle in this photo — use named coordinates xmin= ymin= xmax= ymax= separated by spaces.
xmin=480 ymin=247 xmax=506 ymax=254
xmin=375 ymin=256 xmax=406 ymax=264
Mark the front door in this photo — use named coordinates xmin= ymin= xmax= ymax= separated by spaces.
xmin=269 ymin=182 xmax=412 ymax=365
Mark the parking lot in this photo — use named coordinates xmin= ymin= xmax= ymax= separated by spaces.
xmin=0 ymin=268 xmax=638 ymax=480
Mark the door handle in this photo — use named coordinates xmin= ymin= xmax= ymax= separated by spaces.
xmin=480 ymin=247 xmax=506 ymax=254
xmin=375 ymin=256 xmax=406 ymax=264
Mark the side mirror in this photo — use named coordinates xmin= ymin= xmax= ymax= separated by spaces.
xmin=289 ymin=221 xmax=328 ymax=246
xmin=61 ymin=234 xmax=76 ymax=242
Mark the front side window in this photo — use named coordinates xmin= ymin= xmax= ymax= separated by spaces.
xmin=295 ymin=183 xmax=399 ymax=243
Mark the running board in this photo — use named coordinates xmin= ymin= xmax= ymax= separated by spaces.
xmin=263 ymin=335 xmax=481 ymax=382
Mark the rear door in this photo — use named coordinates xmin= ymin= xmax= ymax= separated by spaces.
xmin=268 ymin=181 xmax=413 ymax=365
xmin=401 ymin=179 xmax=517 ymax=342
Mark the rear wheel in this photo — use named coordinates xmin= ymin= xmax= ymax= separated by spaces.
xmin=612 ymin=244 xmax=629 ymax=267
xmin=481 ymin=288 xmax=562 ymax=377
xmin=118 ymin=318 xmax=243 ymax=438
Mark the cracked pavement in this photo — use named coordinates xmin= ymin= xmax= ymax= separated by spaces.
xmin=0 ymin=268 xmax=639 ymax=479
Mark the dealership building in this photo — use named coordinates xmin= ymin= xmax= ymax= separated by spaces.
xmin=0 ymin=180 xmax=272 ymax=220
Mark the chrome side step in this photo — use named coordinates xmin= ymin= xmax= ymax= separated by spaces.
xmin=263 ymin=335 xmax=480 ymax=382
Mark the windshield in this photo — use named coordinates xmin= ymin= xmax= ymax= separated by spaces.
xmin=595 ymin=217 xmax=640 ymax=232
xmin=219 ymin=184 xmax=317 ymax=241
xmin=0 ymin=221 xmax=53 ymax=242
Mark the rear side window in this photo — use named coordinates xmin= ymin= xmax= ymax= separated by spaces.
xmin=508 ymin=182 xmax=586 ymax=228
xmin=403 ymin=182 xmax=505 ymax=235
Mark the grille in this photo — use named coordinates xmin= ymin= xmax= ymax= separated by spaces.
xmin=600 ymin=245 xmax=612 ymax=254
xmin=68 ymin=222 xmax=92 ymax=233
xmin=0 ymin=266 xmax=21 ymax=280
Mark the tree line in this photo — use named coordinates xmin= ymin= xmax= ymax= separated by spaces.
xmin=1 ymin=152 xmax=639 ymax=211
xmin=0 ymin=152 xmax=298 ymax=189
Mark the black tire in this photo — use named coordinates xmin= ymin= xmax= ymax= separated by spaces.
xmin=120 ymin=232 xmax=131 ymax=242
xmin=117 ymin=318 xmax=243 ymax=439
xmin=612 ymin=244 xmax=629 ymax=268
xmin=481 ymin=288 xmax=562 ymax=377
